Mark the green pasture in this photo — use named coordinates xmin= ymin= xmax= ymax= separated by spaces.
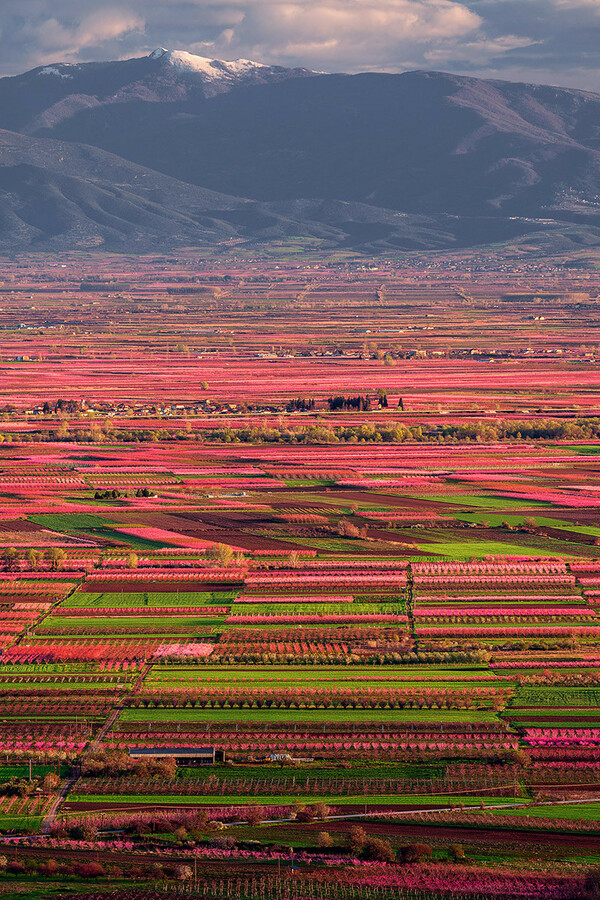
xmin=0 ymin=764 xmax=65 ymax=779
xmin=457 ymin=513 xmax=577 ymax=528
xmin=506 ymin=712 xmax=600 ymax=725
xmin=0 ymin=664 xmax=108 ymax=675
xmin=415 ymin=621 xmax=598 ymax=630
xmin=218 ymin=622 xmax=396 ymax=633
xmin=457 ymin=513 xmax=600 ymax=538
xmin=67 ymin=792 xmax=517 ymax=808
xmin=0 ymin=813 xmax=44 ymax=830
xmin=273 ymin=536 xmax=394 ymax=553
xmin=414 ymin=587 xmax=582 ymax=597
xmin=63 ymin=591 xmax=237 ymax=608
xmin=413 ymin=533 xmax=592 ymax=559
xmin=145 ymin=665 xmax=503 ymax=691
xmin=149 ymin=665 xmax=494 ymax=682
xmin=269 ymin=492 xmax=386 ymax=510
xmin=551 ymin=445 xmax=600 ymax=456
xmin=512 ymin=687 xmax=600 ymax=707
xmin=40 ymin=615 xmax=225 ymax=629
xmin=284 ymin=479 xmax=336 ymax=487
xmin=88 ymin=528 xmax=167 ymax=550
xmin=30 ymin=513 xmax=167 ymax=549
xmin=228 ymin=602 xmax=403 ymax=616
xmin=486 ymin=802 xmax=600 ymax=821
xmin=408 ymin=494 xmax=552 ymax=509
xmin=496 ymin=667 xmax=600 ymax=676
xmin=178 ymin=761 xmax=446 ymax=780
xmin=0 ymin=681 xmax=127 ymax=691
xmin=145 ymin=677 xmax=496 ymax=692
xmin=29 ymin=514 xmax=117 ymax=531
xmin=119 ymin=708 xmax=501 ymax=724
xmin=413 ymin=600 xmax=587 ymax=608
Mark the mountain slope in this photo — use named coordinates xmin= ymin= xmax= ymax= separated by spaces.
xmin=23 ymin=66 xmax=600 ymax=225
xmin=1 ymin=130 xmax=563 ymax=252
xmin=0 ymin=130 xmax=249 ymax=251
xmin=3 ymin=129 xmax=531 ymax=252
xmin=0 ymin=50 xmax=316 ymax=134
xmin=0 ymin=52 xmax=599 ymax=252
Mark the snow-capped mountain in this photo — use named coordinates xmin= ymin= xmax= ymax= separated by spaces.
xmin=0 ymin=50 xmax=599 ymax=254
xmin=150 ymin=48 xmax=268 ymax=82
xmin=0 ymin=48 xmax=317 ymax=134
xmin=147 ymin=47 xmax=317 ymax=95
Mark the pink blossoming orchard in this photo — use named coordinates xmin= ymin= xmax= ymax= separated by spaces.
xmin=0 ymin=259 xmax=598 ymax=897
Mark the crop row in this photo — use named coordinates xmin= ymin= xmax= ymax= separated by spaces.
xmin=130 ymin=686 xmax=508 ymax=710
xmin=75 ymin=771 xmax=514 ymax=796
xmin=1 ymin=641 xmax=164 ymax=662
xmin=225 ymin=614 xmax=407 ymax=624
xmin=417 ymin=626 xmax=600 ymax=636
xmin=62 ymin=607 xmax=230 ymax=616
xmin=404 ymin=808 xmax=600 ymax=835
xmin=414 ymin=608 xmax=593 ymax=617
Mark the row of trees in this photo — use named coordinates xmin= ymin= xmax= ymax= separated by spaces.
xmin=82 ymin=748 xmax=177 ymax=778
xmin=25 ymin=416 xmax=600 ymax=445
xmin=197 ymin=649 xmax=491 ymax=666
xmin=129 ymin=687 xmax=507 ymax=711
xmin=0 ymin=772 xmax=59 ymax=797
xmin=3 ymin=547 xmax=65 ymax=571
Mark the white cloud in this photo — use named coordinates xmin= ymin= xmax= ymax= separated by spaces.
xmin=193 ymin=0 xmax=483 ymax=69
xmin=551 ymin=0 xmax=600 ymax=8
xmin=424 ymin=33 xmax=539 ymax=66
xmin=1 ymin=0 xmax=600 ymax=91
xmin=20 ymin=7 xmax=145 ymax=64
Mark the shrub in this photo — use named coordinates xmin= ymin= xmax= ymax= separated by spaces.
xmin=362 ymin=837 xmax=395 ymax=862
xmin=295 ymin=805 xmax=315 ymax=823
xmin=7 ymin=861 xmax=26 ymax=875
xmin=347 ymin=825 xmax=367 ymax=854
xmin=175 ymin=865 xmax=193 ymax=881
xmin=583 ymin=868 xmax=600 ymax=900
xmin=449 ymin=844 xmax=466 ymax=862
xmin=73 ymin=823 xmax=98 ymax=842
xmin=39 ymin=859 xmax=60 ymax=876
xmin=245 ymin=805 xmax=265 ymax=826
xmin=400 ymin=843 xmax=433 ymax=864
xmin=313 ymin=802 xmax=331 ymax=820
xmin=317 ymin=831 xmax=334 ymax=848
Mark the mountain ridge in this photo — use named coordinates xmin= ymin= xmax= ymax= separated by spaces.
xmin=0 ymin=52 xmax=599 ymax=254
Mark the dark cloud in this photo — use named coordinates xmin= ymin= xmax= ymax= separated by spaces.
xmin=0 ymin=0 xmax=599 ymax=91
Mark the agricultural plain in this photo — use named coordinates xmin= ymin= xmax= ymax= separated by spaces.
xmin=0 ymin=256 xmax=598 ymax=898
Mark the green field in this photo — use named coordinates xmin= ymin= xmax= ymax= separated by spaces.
xmin=67 ymin=793 xmax=517 ymax=808
xmin=64 ymin=591 xmax=237 ymax=608
xmin=487 ymin=802 xmax=600 ymax=821
xmin=119 ymin=708 xmax=501 ymax=724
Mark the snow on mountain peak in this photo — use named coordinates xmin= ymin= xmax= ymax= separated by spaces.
xmin=149 ymin=48 xmax=268 ymax=81
xmin=38 ymin=65 xmax=74 ymax=79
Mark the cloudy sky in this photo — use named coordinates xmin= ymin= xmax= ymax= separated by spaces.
xmin=1 ymin=0 xmax=599 ymax=90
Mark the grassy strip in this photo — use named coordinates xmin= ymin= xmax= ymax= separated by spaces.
xmin=67 ymin=793 xmax=517 ymax=807
xmin=485 ymin=802 xmax=600 ymax=821
xmin=149 ymin=666 xmax=492 ymax=679
xmin=41 ymin=616 xmax=226 ymax=629
xmin=64 ymin=592 xmax=236 ymax=608
xmin=119 ymin=708 xmax=500 ymax=724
